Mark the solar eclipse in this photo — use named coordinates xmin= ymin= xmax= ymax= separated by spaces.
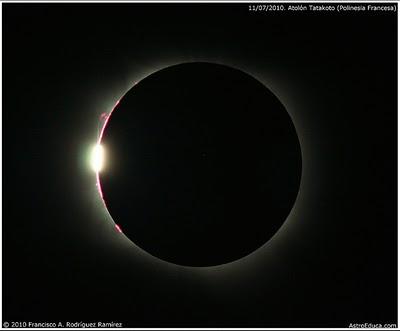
xmin=4 ymin=3 xmax=396 ymax=327
xmin=96 ymin=62 xmax=302 ymax=267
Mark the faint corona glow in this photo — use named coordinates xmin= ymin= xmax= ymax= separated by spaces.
xmin=91 ymin=144 xmax=104 ymax=173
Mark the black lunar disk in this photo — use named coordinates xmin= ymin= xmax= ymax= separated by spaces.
xmin=99 ymin=62 xmax=302 ymax=267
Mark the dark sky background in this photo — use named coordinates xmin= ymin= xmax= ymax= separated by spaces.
xmin=3 ymin=3 xmax=397 ymax=328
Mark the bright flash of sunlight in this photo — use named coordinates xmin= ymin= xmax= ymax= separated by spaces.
xmin=91 ymin=144 xmax=104 ymax=173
